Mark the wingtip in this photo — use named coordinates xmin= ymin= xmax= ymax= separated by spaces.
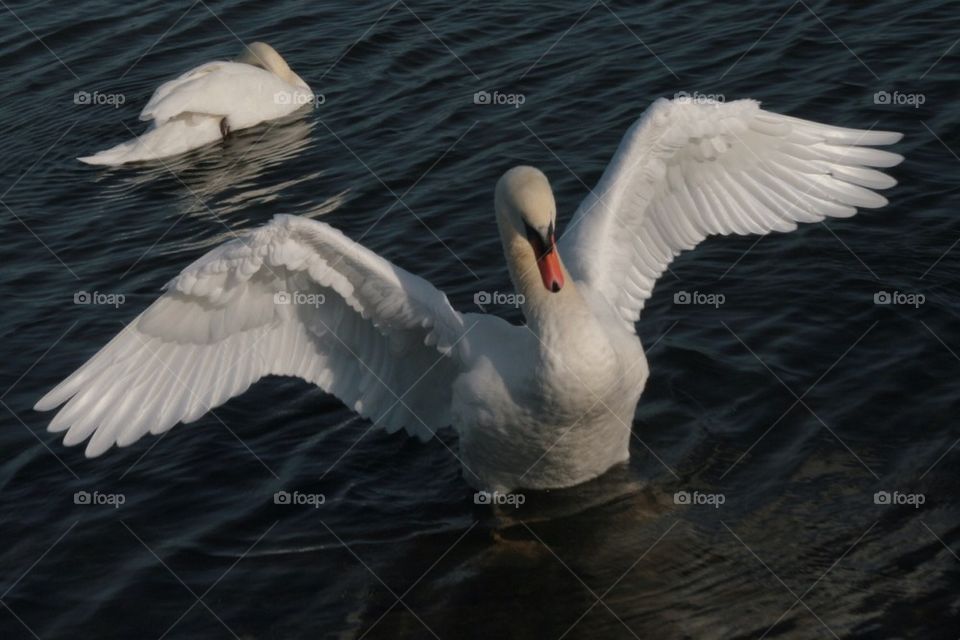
xmin=869 ymin=131 xmax=904 ymax=147
xmin=77 ymin=154 xmax=119 ymax=166
xmin=83 ymin=439 xmax=110 ymax=459
xmin=866 ymin=130 xmax=904 ymax=147
xmin=868 ymin=193 xmax=890 ymax=209
xmin=34 ymin=393 xmax=59 ymax=413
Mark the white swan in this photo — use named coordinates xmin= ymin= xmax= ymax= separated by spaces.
xmin=78 ymin=42 xmax=313 ymax=166
xmin=38 ymin=98 xmax=902 ymax=491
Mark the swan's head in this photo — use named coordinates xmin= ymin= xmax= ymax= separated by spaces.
xmin=237 ymin=42 xmax=310 ymax=91
xmin=495 ymin=166 xmax=564 ymax=293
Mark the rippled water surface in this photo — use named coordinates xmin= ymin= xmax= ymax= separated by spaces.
xmin=1 ymin=1 xmax=959 ymax=638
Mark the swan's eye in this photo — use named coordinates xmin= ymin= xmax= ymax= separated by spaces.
xmin=524 ymin=222 xmax=552 ymax=260
xmin=524 ymin=221 xmax=539 ymax=243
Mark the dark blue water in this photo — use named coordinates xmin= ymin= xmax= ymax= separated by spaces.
xmin=1 ymin=0 xmax=958 ymax=638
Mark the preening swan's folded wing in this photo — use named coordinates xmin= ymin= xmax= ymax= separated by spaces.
xmin=559 ymin=98 xmax=903 ymax=331
xmin=35 ymin=215 xmax=471 ymax=457
xmin=140 ymin=62 xmax=303 ymax=126
xmin=140 ymin=61 xmax=225 ymax=122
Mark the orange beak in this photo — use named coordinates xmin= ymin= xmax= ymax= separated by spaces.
xmin=528 ymin=224 xmax=564 ymax=293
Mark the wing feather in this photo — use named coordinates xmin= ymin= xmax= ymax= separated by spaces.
xmin=140 ymin=61 xmax=309 ymax=128
xmin=35 ymin=215 xmax=470 ymax=456
xmin=560 ymin=98 xmax=903 ymax=328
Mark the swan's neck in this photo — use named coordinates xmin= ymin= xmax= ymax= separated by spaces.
xmin=238 ymin=47 xmax=304 ymax=88
xmin=500 ymin=226 xmax=587 ymax=338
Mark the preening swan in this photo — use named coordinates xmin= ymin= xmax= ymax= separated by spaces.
xmin=78 ymin=42 xmax=313 ymax=166
xmin=38 ymin=98 xmax=903 ymax=491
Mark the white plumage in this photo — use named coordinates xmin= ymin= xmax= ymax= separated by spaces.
xmin=38 ymin=98 xmax=903 ymax=491
xmin=37 ymin=216 xmax=465 ymax=451
xmin=79 ymin=42 xmax=313 ymax=165
xmin=560 ymin=98 xmax=902 ymax=328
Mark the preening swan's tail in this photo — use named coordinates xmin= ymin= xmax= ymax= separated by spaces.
xmin=78 ymin=114 xmax=223 ymax=166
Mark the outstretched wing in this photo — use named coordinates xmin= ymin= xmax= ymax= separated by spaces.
xmin=35 ymin=215 xmax=472 ymax=456
xmin=140 ymin=61 xmax=306 ymax=126
xmin=559 ymin=97 xmax=903 ymax=331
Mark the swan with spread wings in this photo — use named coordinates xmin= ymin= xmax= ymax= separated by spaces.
xmin=38 ymin=98 xmax=903 ymax=491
